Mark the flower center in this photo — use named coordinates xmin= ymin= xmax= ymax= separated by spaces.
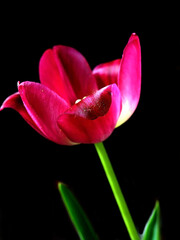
xmin=74 ymin=91 xmax=111 ymax=120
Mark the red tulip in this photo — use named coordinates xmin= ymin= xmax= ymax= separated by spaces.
xmin=1 ymin=33 xmax=141 ymax=145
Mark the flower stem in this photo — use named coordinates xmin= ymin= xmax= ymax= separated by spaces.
xmin=94 ymin=142 xmax=140 ymax=240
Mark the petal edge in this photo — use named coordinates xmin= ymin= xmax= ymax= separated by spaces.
xmin=18 ymin=81 xmax=75 ymax=145
xmin=1 ymin=92 xmax=47 ymax=138
xmin=117 ymin=33 xmax=141 ymax=127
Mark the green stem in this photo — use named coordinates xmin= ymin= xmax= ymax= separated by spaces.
xmin=94 ymin=142 xmax=140 ymax=240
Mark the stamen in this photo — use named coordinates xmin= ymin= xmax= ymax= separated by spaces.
xmin=75 ymin=99 xmax=81 ymax=104
xmin=75 ymin=96 xmax=87 ymax=104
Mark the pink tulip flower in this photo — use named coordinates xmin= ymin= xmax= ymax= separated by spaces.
xmin=1 ymin=33 xmax=141 ymax=145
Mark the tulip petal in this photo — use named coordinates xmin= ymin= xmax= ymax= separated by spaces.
xmin=92 ymin=59 xmax=121 ymax=89
xmin=18 ymin=81 xmax=75 ymax=145
xmin=39 ymin=49 xmax=70 ymax=103
xmin=57 ymin=84 xmax=121 ymax=143
xmin=116 ymin=33 xmax=141 ymax=127
xmin=39 ymin=46 xmax=98 ymax=105
xmin=0 ymin=92 xmax=47 ymax=138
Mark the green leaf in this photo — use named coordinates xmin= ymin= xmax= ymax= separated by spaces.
xmin=58 ymin=182 xmax=99 ymax=240
xmin=142 ymin=201 xmax=161 ymax=240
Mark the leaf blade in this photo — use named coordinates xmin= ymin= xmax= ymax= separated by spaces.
xmin=142 ymin=201 xmax=161 ymax=240
xmin=58 ymin=182 xmax=99 ymax=240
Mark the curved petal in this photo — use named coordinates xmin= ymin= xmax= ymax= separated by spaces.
xmin=57 ymin=84 xmax=121 ymax=144
xmin=116 ymin=33 xmax=141 ymax=127
xmin=92 ymin=59 xmax=121 ymax=89
xmin=39 ymin=46 xmax=98 ymax=105
xmin=18 ymin=81 xmax=75 ymax=145
xmin=0 ymin=92 xmax=47 ymax=138
xmin=39 ymin=49 xmax=70 ymax=103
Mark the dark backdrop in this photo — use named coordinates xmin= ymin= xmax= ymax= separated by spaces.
xmin=0 ymin=5 xmax=178 ymax=240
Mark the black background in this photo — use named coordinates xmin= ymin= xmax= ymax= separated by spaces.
xmin=0 ymin=4 xmax=179 ymax=240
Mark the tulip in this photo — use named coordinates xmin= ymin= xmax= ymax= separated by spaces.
xmin=1 ymin=33 xmax=141 ymax=145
